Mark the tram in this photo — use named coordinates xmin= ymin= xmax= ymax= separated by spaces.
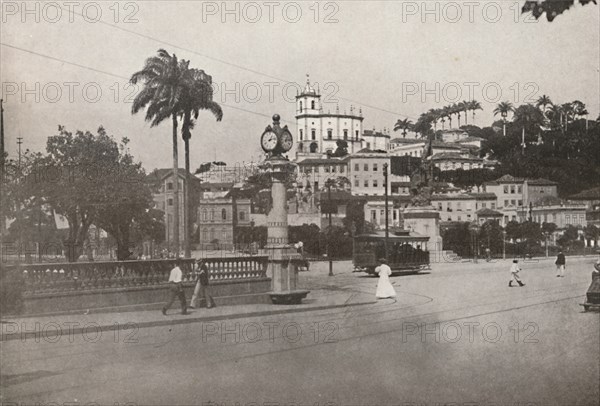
xmin=353 ymin=230 xmax=430 ymax=275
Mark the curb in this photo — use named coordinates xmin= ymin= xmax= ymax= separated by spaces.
xmin=0 ymin=299 xmax=375 ymax=342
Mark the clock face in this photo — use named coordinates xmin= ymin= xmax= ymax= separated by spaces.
xmin=280 ymin=132 xmax=293 ymax=151
xmin=261 ymin=131 xmax=278 ymax=152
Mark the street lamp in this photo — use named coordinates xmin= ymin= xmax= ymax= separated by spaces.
xmin=327 ymin=181 xmax=333 ymax=276
xmin=383 ymin=162 xmax=389 ymax=259
xmin=503 ymin=230 xmax=507 ymax=260
xmin=468 ymin=222 xmax=481 ymax=263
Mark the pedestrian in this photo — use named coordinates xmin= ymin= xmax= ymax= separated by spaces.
xmin=375 ymin=258 xmax=397 ymax=299
xmin=555 ymin=250 xmax=566 ymax=277
xmin=485 ymin=247 xmax=492 ymax=262
xmin=509 ymin=259 xmax=525 ymax=287
xmin=189 ymin=260 xmax=215 ymax=309
xmin=162 ymin=260 xmax=188 ymax=315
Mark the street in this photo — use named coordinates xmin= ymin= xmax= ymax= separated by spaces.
xmin=2 ymin=256 xmax=599 ymax=406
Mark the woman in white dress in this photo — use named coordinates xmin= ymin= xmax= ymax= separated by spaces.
xmin=375 ymin=258 xmax=397 ymax=299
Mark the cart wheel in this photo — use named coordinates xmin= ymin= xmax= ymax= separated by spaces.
xmin=583 ymin=305 xmax=590 ymax=312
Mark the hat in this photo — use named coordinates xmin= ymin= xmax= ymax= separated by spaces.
xmin=378 ymin=258 xmax=388 ymax=264
xmin=513 ymin=259 xmax=518 ymax=263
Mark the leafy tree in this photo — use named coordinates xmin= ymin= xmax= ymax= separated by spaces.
xmin=331 ymin=140 xmax=349 ymax=157
xmin=522 ymin=0 xmax=597 ymax=22
xmin=558 ymin=225 xmax=583 ymax=251
xmin=478 ymin=220 xmax=504 ymax=255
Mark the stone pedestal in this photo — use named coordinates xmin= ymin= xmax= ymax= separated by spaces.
xmin=264 ymin=157 xmax=309 ymax=305
xmin=403 ymin=206 xmax=443 ymax=263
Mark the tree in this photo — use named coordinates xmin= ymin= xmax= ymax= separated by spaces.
xmin=493 ymin=101 xmax=515 ymax=136
xmin=93 ymin=138 xmax=157 ymax=260
xmin=393 ymin=118 xmax=413 ymax=138
xmin=131 ymin=49 xmax=190 ymax=257
xmin=522 ymin=0 xmax=597 ymax=22
xmin=536 ymin=95 xmax=553 ymax=112
xmin=331 ymin=140 xmax=349 ymax=157
xmin=178 ymin=67 xmax=223 ymax=258
xmin=468 ymin=100 xmax=483 ymax=125
xmin=513 ymin=104 xmax=547 ymax=134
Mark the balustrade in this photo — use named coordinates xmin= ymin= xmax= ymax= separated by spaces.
xmin=4 ymin=256 xmax=269 ymax=295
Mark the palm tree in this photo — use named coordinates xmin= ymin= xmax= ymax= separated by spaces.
xmin=442 ymin=106 xmax=452 ymax=129
xmin=130 ymin=49 xmax=190 ymax=257
xmin=468 ymin=100 xmax=483 ymax=125
xmin=493 ymin=101 xmax=514 ymax=136
xmin=179 ymin=68 xmax=223 ymax=258
xmin=561 ymin=102 xmax=574 ymax=131
xmin=393 ymin=118 xmax=413 ymax=138
xmin=535 ymin=95 xmax=553 ymax=112
xmin=427 ymin=109 xmax=440 ymax=131
xmin=547 ymin=104 xmax=564 ymax=130
xmin=460 ymin=100 xmax=469 ymax=125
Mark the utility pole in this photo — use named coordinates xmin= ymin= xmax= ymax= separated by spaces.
xmin=17 ymin=136 xmax=23 ymax=262
xmin=327 ymin=182 xmax=333 ymax=277
xmin=383 ymin=163 xmax=389 ymax=259
xmin=0 ymin=99 xmax=5 ymax=258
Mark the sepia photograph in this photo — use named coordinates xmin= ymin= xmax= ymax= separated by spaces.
xmin=1 ymin=1 xmax=599 ymax=405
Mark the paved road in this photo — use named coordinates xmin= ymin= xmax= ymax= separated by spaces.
xmin=2 ymin=257 xmax=599 ymax=405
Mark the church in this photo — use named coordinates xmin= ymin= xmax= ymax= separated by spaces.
xmin=294 ymin=76 xmax=389 ymax=161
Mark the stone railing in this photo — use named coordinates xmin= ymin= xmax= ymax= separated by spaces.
xmin=3 ymin=256 xmax=269 ymax=296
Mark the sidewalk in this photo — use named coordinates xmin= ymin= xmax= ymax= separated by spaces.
xmin=0 ymin=285 xmax=374 ymax=342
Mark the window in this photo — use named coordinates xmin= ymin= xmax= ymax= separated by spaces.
xmin=367 ymin=142 xmax=371 ymax=149
xmin=364 ymin=163 xmax=369 ymax=171
xmin=311 ymin=100 xmax=315 ymax=109
xmin=314 ymin=181 xmax=319 ymax=190
xmin=167 ymin=182 xmax=173 ymax=191
xmin=354 ymin=163 xmax=359 ymax=171
xmin=456 ymin=202 xmax=462 ymax=211
xmin=355 ymin=130 xmax=359 ymax=139
xmin=457 ymin=216 xmax=462 ymax=221
xmin=202 ymin=229 xmax=208 ymax=241
xmin=239 ymin=211 xmax=245 ymax=221
xmin=340 ymin=166 xmax=345 ymax=173
xmin=354 ymin=179 xmax=359 ymax=187
xmin=373 ymin=180 xmax=378 ymax=188
xmin=221 ymin=209 xmax=227 ymax=220
xmin=364 ymin=180 xmax=369 ymax=187
xmin=327 ymin=129 xmax=332 ymax=139
xmin=517 ymin=185 xmax=522 ymax=193
xmin=518 ymin=200 xmax=523 ymax=206
xmin=299 ymin=129 xmax=303 ymax=140
xmin=510 ymin=185 xmax=515 ymax=194
xmin=311 ymin=129 xmax=316 ymax=140
xmin=504 ymin=186 xmax=509 ymax=194
xmin=438 ymin=203 xmax=443 ymax=211
xmin=168 ymin=198 xmax=173 ymax=206
xmin=371 ymin=210 xmax=377 ymax=221
xmin=491 ymin=203 xmax=496 ymax=209
xmin=299 ymin=101 xmax=303 ymax=111
xmin=511 ymin=199 xmax=516 ymax=206
xmin=210 ymin=209 xmax=215 ymax=220
xmin=481 ymin=202 xmax=487 ymax=208
xmin=324 ymin=166 xmax=330 ymax=173
xmin=202 ymin=209 xmax=207 ymax=221
xmin=373 ymin=163 xmax=378 ymax=172
xmin=222 ymin=229 xmax=228 ymax=240
xmin=343 ymin=129 xmax=348 ymax=140
xmin=393 ymin=211 xmax=397 ymax=220
xmin=565 ymin=215 xmax=571 ymax=224
xmin=504 ymin=200 xmax=509 ymax=206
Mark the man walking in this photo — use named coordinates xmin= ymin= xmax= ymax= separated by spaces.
xmin=509 ymin=259 xmax=525 ymax=287
xmin=555 ymin=251 xmax=566 ymax=277
xmin=162 ymin=260 xmax=188 ymax=315
xmin=189 ymin=260 xmax=215 ymax=309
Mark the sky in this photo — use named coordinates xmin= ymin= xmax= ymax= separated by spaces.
xmin=1 ymin=0 xmax=599 ymax=172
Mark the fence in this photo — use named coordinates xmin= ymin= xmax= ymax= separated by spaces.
xmin=1 ymin=256 xmax=269 ymax=315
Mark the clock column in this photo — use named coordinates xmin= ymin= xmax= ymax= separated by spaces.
xmin=259 ymin=114 xmax=309 ymax=305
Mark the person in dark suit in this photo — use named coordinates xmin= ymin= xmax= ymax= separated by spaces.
xmin=555 ymin=251 xmax=566 ymax=277
xmin=189 ymin=260 xmax=215 ymax=309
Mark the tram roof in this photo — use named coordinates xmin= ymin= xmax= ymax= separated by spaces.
xmin=354 ymin=231 xmax=429 ymax=241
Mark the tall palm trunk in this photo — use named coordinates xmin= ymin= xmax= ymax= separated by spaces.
xmin=184 ymin=135 xmax=191 ymax=258
xmin=172 ymin=114 xmax=180 ymax=257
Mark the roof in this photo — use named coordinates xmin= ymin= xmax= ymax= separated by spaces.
xmin=389 ymin=138 xmax=423 ymax=144
xmin=298 ymin=158 xmax=346 ymax=165
xmin=363 ymin=130 xmax=390 ymax=139
xmin=469 ymin=192 xmax=497 ymax=200
xmin=456 ymin=136 xmax=484 ymax=142
xmin=146 ymin=168 xmax=202 ymax=186
xmin=431 ymin=141 xmax=463 ymax=150
xmin=430 ymin=152 xmax=483 ymax=161
xmin=476 ymin=208 xmax=503 ymax=216
xmin=527 ymin=178 xmax=557 ymax=186
xmin=431 ymin=194 xmax=474 ymax=201
xmin=569 ymin=187 xmax=600 ymax=200
xmin=440 ymin=129 xmax=468 ymax=134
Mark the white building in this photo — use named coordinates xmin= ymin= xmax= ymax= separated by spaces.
xmin=295 ymin=77 xmax=364 ymax=160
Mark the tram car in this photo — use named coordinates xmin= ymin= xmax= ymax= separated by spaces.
xmin=353 ymin=230 xmax=430 ymax=275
